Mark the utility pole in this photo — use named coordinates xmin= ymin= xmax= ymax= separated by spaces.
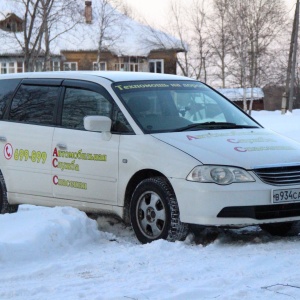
xmin=283 ymin=0 xmax=299 ymax=114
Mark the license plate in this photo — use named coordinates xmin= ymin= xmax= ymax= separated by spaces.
xmin=272 ymin=188 xmax=300 ymax=203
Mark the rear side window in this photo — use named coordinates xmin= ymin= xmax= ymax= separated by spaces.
xmin=9 ymin=85 xmax=59 ymax=125
xmin=0 ymin=79 xmax=20 ymax=119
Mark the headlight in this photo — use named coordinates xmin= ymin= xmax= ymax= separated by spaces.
xmin=187 ymin=165 xmax=255 ymax=185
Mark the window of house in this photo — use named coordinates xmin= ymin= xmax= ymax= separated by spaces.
xmin=61 ymin=88 xmax=112 ymax=130
xmin=9 ymin=85 xmax=59 ymax=125
xmin=1 ymin=62 xmax=20 ymax=73
xmin=8 ymin=62 xmax=15 ymax=73
xmin=35 ymin=62 xmax=43 ymax=72
xmin=0 ymin=79 xmax=21 ymax=119
xmin=149 ymin=59 xmax=164 ymax=73
xmin=63 ymin=62 xmax=78 ymax=71
xmin=1 ymin=63 xmax=7 ymax=74
xmin=115 ymin=63 xmax=139 ymax=72
xmin=17 ymin=62 xmax=23 ymax=73
xmin=115 ymin=57 xmax=140 ymax=72
xmin=93 ymin=62 xmax=106 ymax=71
xmin=53 ymin=61 xmax=60 ymax=71
xmin=10 ymin=22 xmax=16 ymax=32
xmin=5 ymin=21 xmax=17 ymax=32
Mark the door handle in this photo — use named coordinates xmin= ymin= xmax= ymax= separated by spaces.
xmin=57 ymin=143 xmax=67 ymax=150
xmin=0 ymin=136 xmax=7 ymax=142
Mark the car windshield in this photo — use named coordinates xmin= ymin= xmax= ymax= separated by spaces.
xmin=112 ymin=80 xmax=261 ymax=133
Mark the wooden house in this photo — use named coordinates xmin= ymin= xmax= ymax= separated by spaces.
xmin=0 ymin=1 xmax=183 ymax=75
xmin=217 ymin=88 xmax=264 ymax=110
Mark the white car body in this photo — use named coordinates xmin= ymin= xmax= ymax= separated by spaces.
xmin=0 ymin=71 xmax=300 ymax=242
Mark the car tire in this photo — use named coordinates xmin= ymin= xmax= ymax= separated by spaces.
xmin=0 ymin=172 xmax=18 ymax=214
xmin=130 ymin=176 xmax=188 ymax=244
xmin=259 ymin=222 xmax=294 ymax=236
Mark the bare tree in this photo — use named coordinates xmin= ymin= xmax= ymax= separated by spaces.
xmin=39 ymin=0 xmax=82 ymax=71
xmin=15 ymin=0 xmax=43 ymax=72
xmin=92 ymin=0 xmax=127 ymax=70
xmin=224 ymin=0 xmax=287 ymax=113
xmin=225 ymin=1 xmax=249 ymax=110
xmin=164 ymin=0 xmax=210 ymax=80
xmin=208 ymin=0 xmax=232 ymax=87
xmin=168 ymin=0 xmax=190 ymax=76
xmin=4 ymin=0 xmax=82 ymax=72
xmin=189 ymin=0 xmax=210 ymax=81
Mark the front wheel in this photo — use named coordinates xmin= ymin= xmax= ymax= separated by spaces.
xmin=130 ymin=177 xmax=188 ymax=244
xmin=0 ymin=172 xmax=18 ymax=214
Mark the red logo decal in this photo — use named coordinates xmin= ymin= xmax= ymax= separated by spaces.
xmin=53 ymin=175 xmax=58 ymax=185
xmin=4 ymin=143 xmax=13 ymax=160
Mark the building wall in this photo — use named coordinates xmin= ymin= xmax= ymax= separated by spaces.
xmin=61 ymin=49 xmax=179 ymax=74
xmin=61 ymin=50 xmax=116 ymax=70
xmin=233 ymin=100 xmax=264 ymax=111
xmin=148 ymin=50 xmax=178 ymax=74
xmin=263 ymin=85 xmax=300 ymax=111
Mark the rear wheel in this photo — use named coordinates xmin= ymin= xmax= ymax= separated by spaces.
xmin=0 ymin=172 xmax=18 ymax=214
xmin=259 ymin=222 xmax=294 ymax=236
xmin=130 ymin=177 xmax=188 ymax=244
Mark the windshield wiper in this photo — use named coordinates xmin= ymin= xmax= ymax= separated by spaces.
xmin=175 ymin=122 xmax=260 ymax=132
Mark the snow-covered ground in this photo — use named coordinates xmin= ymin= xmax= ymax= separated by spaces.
xmin=1 ymin=110 xmax=300 ymax=300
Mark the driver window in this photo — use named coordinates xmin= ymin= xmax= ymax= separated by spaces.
xmin=62 ymin=87 xmax=112 ymax=130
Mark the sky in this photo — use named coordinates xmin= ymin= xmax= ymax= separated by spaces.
xmin=127 ymin=0 xmax=296 ymax=29
xmin=1 ymin=110 xmax=300 ymax=299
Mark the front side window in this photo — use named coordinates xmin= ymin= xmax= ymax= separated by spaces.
xmin=9 ymin=85 xmax=59 ymax=125
xmin=61 ymin=87 xmax=133 ymax=133
xmin=113 ymin=80 xmax=260 ymax=133
xmin=61 ymin=88 xmax=112 ymax=130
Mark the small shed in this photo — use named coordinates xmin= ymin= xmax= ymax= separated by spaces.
xmin=217 ymin=87 xmax=264 ymax=110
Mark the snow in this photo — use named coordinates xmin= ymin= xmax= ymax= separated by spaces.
xmin=1 ymin=109 xmax=300 ymax=300
xmin=0 ymin=0 xmax=181 ymax=57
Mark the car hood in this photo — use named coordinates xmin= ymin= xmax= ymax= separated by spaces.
xmin=152 ymin=128 xmax=300 ymax=169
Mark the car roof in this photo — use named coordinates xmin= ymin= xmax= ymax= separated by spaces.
xmin=0 ymin=71 xmax=193 ymax=83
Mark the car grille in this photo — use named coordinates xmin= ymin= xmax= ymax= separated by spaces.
xmin=254 ymin=165 xmax=300 ymax=185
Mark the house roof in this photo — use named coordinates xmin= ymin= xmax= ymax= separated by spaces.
xmin=0 ymin=0 xmax=182 ymax=57
xmin=0 ymin=12 xmax=23 ymax=22
xmin=217 ymin=88 xmax=264 ymax=102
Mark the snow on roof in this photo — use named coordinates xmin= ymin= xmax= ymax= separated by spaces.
xmin=0 ymin=0 xmax=182 ymax=57
xmin=217 ymin=88 xmax=264 ymax=102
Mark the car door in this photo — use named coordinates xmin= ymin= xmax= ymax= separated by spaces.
xmin=0 ymin=79 xmax=60 ymax=198
xmin=52 ymin=80 xmax=120 ymax=204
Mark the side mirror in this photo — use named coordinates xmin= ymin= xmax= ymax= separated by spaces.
xmin=84 ymin=116 xmax=111 ymax=132
xmin=84 ymin=116 xmax=112 ymax=140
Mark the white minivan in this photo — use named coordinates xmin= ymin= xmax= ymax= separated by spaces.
xmin=1 ymin=71 xmax=300 ymax=243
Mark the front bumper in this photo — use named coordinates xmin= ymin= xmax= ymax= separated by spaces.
xmin=170 ymin=176 xmax=300 ymax=226
xmin=217 ymin=202 xmax=300 ymax=219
